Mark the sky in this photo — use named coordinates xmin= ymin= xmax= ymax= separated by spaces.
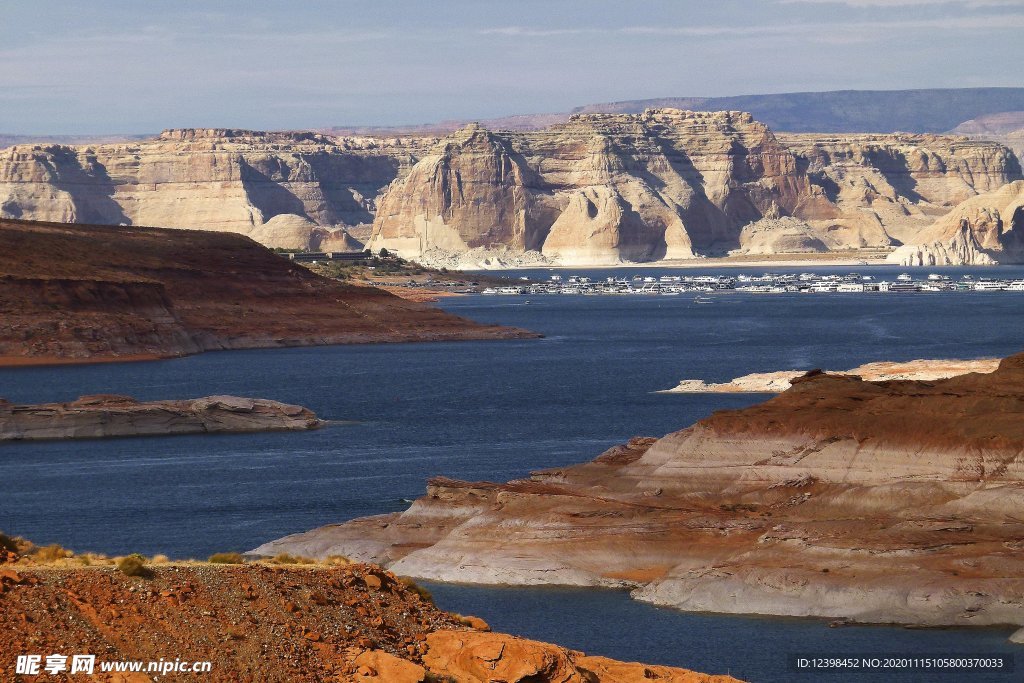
xmin=1 ymin=0 xmax=1022 ymax=134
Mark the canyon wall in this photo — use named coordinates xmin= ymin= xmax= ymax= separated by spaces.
xmin=0 ymin=129 xmax=432 ymax=250
xmin=888 ymin=180 xmax=1024 ymax=265
xmin=2 ymin=114 xmax=1020 ymax=263
xmin=367 ymin=111 xmax=1022 ymax=265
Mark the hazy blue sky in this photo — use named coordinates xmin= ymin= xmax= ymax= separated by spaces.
xmin=2 ymin=0 xmax=1022 ymax=134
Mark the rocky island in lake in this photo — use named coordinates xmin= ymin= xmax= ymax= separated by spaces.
xmin=0 ymin=394 xmax=321 ymax=441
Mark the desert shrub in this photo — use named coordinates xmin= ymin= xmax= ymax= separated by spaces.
xmin=32 ymin=544 xmax=72 ymax=562
xmin=397 ymin=576 xmax=434 ymax=604
xmin=424 ymin=675 xmax=458 ymax=683
xmin=270 ymin=553 xmax=316 ymax=565
xmin=323 ymin=554 xmax=350 ymax=566
xmin=116 ymin=554 xmax=150 ymax=577
xmin=151 ymin=554 xmax=170 ymax=564
xmin=208 ymin=552 xmax=245 ymax=564
xmin=0 ymin=531 xmax=20 ymax=552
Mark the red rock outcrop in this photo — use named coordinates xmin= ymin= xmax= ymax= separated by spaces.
xmin=0 ymin=218 xmax=533 ymax=365
xmin=259 ymin=353 xmax=1024 ymax=632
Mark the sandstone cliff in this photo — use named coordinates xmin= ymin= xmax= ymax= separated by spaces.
xmin=0 ymin=394 xmax=319 ymax=441
xmin=778 ymin=133 xmax=1021 ymax=249
xmin=258 ymin=353 xmax=1024 ymax=633
xmin=0 ymin=129 xmax=433 ymax=249
xmin=888 ymin=180 xmax=1024 ymax=265
xmin=0 ymin=545 xmax=739 ymax=683
xmin=368 ymin=111 xmax=1021 ymax=265
xmin=2 ymin=116 xmax=1019 ymax=264
xmin=0 ymin=218 xmax=532 ymax=365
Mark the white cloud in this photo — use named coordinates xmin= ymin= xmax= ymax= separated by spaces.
xmin=481 ymin=13 xmax=1024 ymax=40
xmin=778 ymin=0 xmax=1021 ymax=6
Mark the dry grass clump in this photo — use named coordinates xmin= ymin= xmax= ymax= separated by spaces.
xmin=208 ymin=552 xmax=246 ymax=564
xmin=323 ymin=554 xmax=351 ymax=566
xmin=116 ymin=554 xmax=151 ymax=577
xmin=268 ymin=553 xmax=318 ymax=565
xmin=0 ymin=530 xmax=28 ymax=553
xmin=32 ymin=544 xmax=73 ymax=562
xmin=397 ymin=576 xmax=434 ymax=604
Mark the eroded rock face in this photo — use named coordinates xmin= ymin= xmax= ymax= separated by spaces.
xmin=370 ymin=110 xmax=830 ymax=264
xmin=0 ymin=129 xmax=432 ymax=249
xmin=0 ymin=394 xmax=320 ymax=440
xmin=2 ymin=117 xmax=1019 ymax=263
xmin=368 ymin=111 xmax=1021 ymax=264
xmin=258 ymin=353 xmax=1024 ymax=631
xmin=887 ymin=180 xmax=1024 ymax=265
xmin=779 ymin=133 xmax=1022 ymax=248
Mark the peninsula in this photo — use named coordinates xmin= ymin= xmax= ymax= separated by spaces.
xmin=0 ymin=218 xmax=534 ymax=366
xmin=257 ymin=353 xmax=1024 ymax=640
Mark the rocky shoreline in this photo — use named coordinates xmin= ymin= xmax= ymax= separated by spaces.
xmin=662 ymin=357 xmax=1000 ymax=393
xmin=0 ymin=394 xmax=321 ymax=441
xmin=256 ymin=354 xmax=1024 ymax=640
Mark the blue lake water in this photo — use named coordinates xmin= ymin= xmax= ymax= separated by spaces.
xmin=1 ymin=264 xmax=1023 ymax=681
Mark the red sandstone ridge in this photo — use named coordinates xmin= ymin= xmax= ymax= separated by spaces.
xmin=0 ymin=218 xmax=534 ymax=365
xmin=0 ymin=541 xmax=739 ymax=683
xmin=258 ymin=353 xmax=1024 ymax=637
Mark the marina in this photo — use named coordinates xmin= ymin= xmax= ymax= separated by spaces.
xmin=481 ymin=272 xmax=1024 ymax=296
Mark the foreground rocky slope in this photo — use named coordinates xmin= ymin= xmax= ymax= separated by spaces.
xmin=260 ymin=353 xmax=1024 ymax=635
xmin=0 ymin=395 xmax=319 ymax=441
xmin=0 ymin=219 xmax=530 ymax=365
xmin=367 ymin=110 xmax=1021 ymax=266
xmin=0 ymin=543 xmax=738 ymax=682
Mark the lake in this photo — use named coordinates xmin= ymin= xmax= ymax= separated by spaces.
xmin=1 ymin=264 xmax=1022 ymax=681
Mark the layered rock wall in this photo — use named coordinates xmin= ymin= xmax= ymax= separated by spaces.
xmin=0 ymin=129 xmax=432 ymax=249
xmin=2 ymin=115 xmax=1020 ymax=262
xmin=369 ymin=111 xmax=1022 ymax=264
xmin=888 ymin=180 xmax=1024 ymax=265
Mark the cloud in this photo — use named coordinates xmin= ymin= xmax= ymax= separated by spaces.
xmin=480 ymin=13 xmax=1024 ymax=40
xmin=777 ymin=0 xmax=1021 ymax=6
